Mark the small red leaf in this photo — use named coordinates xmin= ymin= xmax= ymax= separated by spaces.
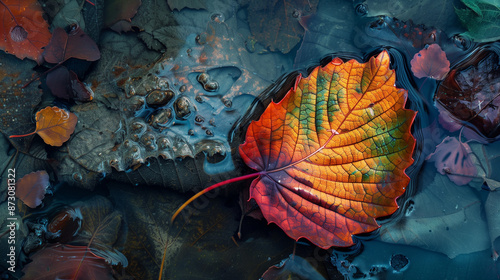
xmin=43 ymin=26 xmax=100 ymax=64
xmin=15 ymin=171 xmax=49 ymax=208
xmin=410 ymin=44 xmax=450 ymax=80
xmin=426 ymin=136 xmax=477 ymax=185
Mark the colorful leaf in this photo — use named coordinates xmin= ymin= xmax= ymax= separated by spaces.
xmin=426 ymin=136 xmax=477 ymax=185
xmin=0 ymin=0 xmax=51 ymax=63
xmin=173 ymin=51 xmax=416 ymax=249
xmin=10 ymin=106 xmax=78 ymax=147
xmin=239 ymin=51 xmax=415 ymax=248
xmin=410 ymin=44 xmax=450 ymax=80
xmin=21 ymin=244 xmax=114 ymax=280
xmin=15 ymin=170 xmax=49 ymax=208
xmin=43 ymin=26 xmax=100 ymax=64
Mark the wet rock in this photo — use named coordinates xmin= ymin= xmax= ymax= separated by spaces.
xmin=174 ymin=96 xmax=192 ymax=119
xmin=148 ymin=108 xmax=172 ymax=129
xmin=146 ymin=89 xmax=175 ymax=107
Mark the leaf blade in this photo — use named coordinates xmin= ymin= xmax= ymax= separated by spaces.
xmin=239 ymin=51 xmax=416 ymax=248
xmin=0 ymin=0 xmax=51 ymax=63
xmin=35 ymin=106 xmax=78 ymax=147
xmin=15 ymin=170 xmax=49 ymax=208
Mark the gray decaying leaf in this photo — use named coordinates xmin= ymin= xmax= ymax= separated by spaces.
xmin=56 ymin=3 xmax=292 ymax=190
xmin=72 ymin=196 xmax=128 ymax=266
xmin=378 ymin=163 xmax=490 ymax=258
xmin=244 ymin=0 xmax=319 ymax=54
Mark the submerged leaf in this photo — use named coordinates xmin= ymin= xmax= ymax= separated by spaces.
xmin=15 ymin=171 xmax=49 ymax=208
xmin=426 ymin=136 xmax=477 ymax=185
xmin=239 ymin=51 xmax=416 ymax=248
xmin=379 ymin=164 xmax=489 ymax=258
xmin=0 ymin=0 xmax=51 ymax=63
xmin=436 ymin=50 xmax=500 ymax=139
xmin=246 ymin=0 xmax=319 ymax=53
xmin=410 ymin=44 xmax=450 ymax=80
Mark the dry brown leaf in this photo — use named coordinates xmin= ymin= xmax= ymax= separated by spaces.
xmin=10 ymin=106 xmax=78 ymax=146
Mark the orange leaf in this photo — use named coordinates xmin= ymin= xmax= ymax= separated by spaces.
xmin=172 ymin=51 xmax=416 ymax=249
xmin=239 ymin=51 xmax=416 ymax=248
xmin=0 ymin=0 xmax=51 ymax=64
xmin=16 ymin=170 xmax=49 ymax=208
xmin=10 ymin=106 xmax=78 ymax=146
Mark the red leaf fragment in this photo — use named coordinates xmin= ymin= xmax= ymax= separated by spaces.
xmin=15 ymin=170 xmax=49 ymax=208
xmin=410 ymin=44 xmax=450 ymax=80
xmin=21 ymin=244 xmax=114 ymax=280
xmin=43 ymin=26 xmax=100 ymax=64
xmin=426 ymin=136 xmax=477 ymax=185
xmin=46 ymin=66 xmax=93 ymax=101
xmin=0 ymin=0 xmax=51 ymax=64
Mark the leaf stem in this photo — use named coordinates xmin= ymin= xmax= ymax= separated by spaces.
xmin=158 ymin=240 xmax=168 ymax=280
xmin=9 ymin=131 xmax=36 ymax=138
xmin=171 ymin=172 xmax=261 ymax=223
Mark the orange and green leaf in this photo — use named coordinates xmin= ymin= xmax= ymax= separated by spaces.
xmin=239 ymin=51 xmax=415 ymax=248
xmin=10 ymin=106 xmax=78 ymax=147
xmin=173 ymin=51 xmax=416 ymax=249
xmin=0 ymin=0 xmax=51 ymax=64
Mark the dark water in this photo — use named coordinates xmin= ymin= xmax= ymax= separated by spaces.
xmin=1 ymin=0 xmax=500 ymax=279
